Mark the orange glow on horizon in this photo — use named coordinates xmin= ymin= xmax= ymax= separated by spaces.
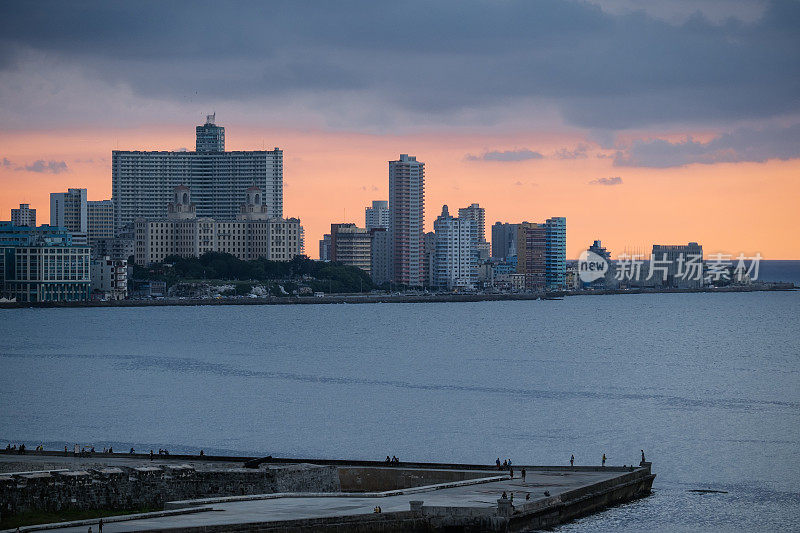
xmin=1 ymin=125 xmax=798 ymax=260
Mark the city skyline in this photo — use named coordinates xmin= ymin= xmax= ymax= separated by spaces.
xmin=1 ymin=1 xmax=798 ymax=259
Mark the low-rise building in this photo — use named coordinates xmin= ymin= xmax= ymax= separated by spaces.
xmin=0 ymin=222 xmax=90 ymax=302
xmin=91 ymin=256 xmax=128 ymax=300
xmin=134 ymin=186 xmax=301 ymax=265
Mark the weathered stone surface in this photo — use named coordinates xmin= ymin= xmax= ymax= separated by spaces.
xmin=0 ymin=464 xmax=340 ymax=518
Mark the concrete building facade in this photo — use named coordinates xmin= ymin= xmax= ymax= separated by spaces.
xmin=492 ymin=222 xmax=518 ymax=260
xmin=134 ymin=186 xmax=300 ymax=266
xmin=651 ymin=242 xmax=703 ymax=288
xmin=87 ymin=199 xmax=114 ymax=246
xmin=0 ymin=222 xmax=90 ymax=302
xmin=365 ymin=200 xmax=390 ymax=231
xmin=389 ymin=154 xmax=425 ymax=287
xmin=91 ymin=256 xmax=128 ymax=300
xmin=370 ymin=228 xmax=390 ymax=285
xmin=11 ymin=204 xmax=36 ymax=227
xmin=329 ymin=223 xmax=371 ymax=274
xmin=112 ymin=116 xmax=283 ymax=233
xmin=433 ymin=205 xmax=478 ymax=291
xmin=517 ymin=217 xmax=566 ymax=291
xmin=50 ymin=188 xmax=88 ymax=244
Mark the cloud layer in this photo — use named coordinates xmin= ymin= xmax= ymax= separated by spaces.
xmin=0 ymin=1 xmax=798 ymax=133
xmin=590 ymin=176 xmax=623 ymax=186
xmin=466 ymin=149 xmax=544 ymax=162
xmin=613 ymin=124 xmax=800 ymax=167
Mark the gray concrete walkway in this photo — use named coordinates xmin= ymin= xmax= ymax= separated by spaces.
xmin=37 ymin=470 xmax=623 ymax=532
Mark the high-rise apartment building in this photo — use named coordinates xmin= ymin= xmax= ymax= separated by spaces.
xmin=389 ymin=154 xmax=425 ymax=287
xmin=195 ymin=113 xmax=225 ymax=151
xmin=319 ymin=234 xmax=331 ymax=261
xmin=87 ymin=199 xmax=114 ymax=244
xmin=365 ymin=200 xmax=390 ymax=230
xmin=370 ymin=228 xmax=390 ymax=285
xmin=330 ymin=223 xmax=371 ymax=274
xmin=650 ymin=242 xmax=703 ymax=288
xmin=50 ymin=188 xmax=88 ymax=245
xmin=112 ymin=116 xmax=283 ymax=233
xmin=491 ymin=222 xmax=519 ymax=260
xmin=517 ymin=217 xmax=566 ymax=291
xmin=458 ymin=203 xmax=486 ymax=243
xmin=433 ymin=205 xmax=478 ymax=291
xmin=11 ymin=204 xmax=36 ymax=227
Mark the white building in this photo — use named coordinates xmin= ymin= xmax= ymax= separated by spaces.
xmin=365 ymin=200 xmax=390 ymax=230
xmin=389 ymin=154 xmax=425 ymax=287
xmin=113 ymin=116 xmax=283 ymax=233
xmin=11 ymin=203 xmax=36 ymax=227
xmin=433 ymin=205 xmax=478 ymax=291
xmin=50 ymin=188 xmax=88 ymax=245
xmin=134 ymin=185 xmax=300 ymax=266
xmin=91 ymin=256 xmax=128 ymax=300
xmin=88 ymin=199 xmax=114 ymax=246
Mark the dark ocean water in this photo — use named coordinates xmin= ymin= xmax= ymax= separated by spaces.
xmin=1 ymin=292 xmax=799 ymax=531
xmin=756 ymin=260 xmax=800 ymax=285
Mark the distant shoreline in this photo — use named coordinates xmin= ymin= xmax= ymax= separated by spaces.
xmin=0 ymin=283 xmax=795 ymax=309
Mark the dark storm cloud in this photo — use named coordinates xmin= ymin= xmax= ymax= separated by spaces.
xmin=589 ymin=176 xmax=623 ymax=185
xmin=613 ymin=123 xmax=800 ymax=167
xmin=0 ymin=1 xmax=798 ymax=130
xmin=466 ymin=149 xmax=544 ymax=162
xmin=15 ymin=160 xmax=69 ymax=174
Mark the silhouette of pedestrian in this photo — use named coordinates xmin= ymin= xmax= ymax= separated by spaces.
xmin=602 ymin=454 xmax=606 ymax=467
xmin=99 ymin=518 xmax=103 ymax=532
xmin=521 ymin=468 xmax=526 ymax=481
xmin=150 ymin=449 xmax=154 ymax=461
xmin=501 ymin=491 xmax=507 ymax=499
xmin=570 ymin=454 xmax=574 ymax=467
xmin=509 ymin=467 xmax=514 ymax=479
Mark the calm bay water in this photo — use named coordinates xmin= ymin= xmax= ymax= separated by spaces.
xmin=1 ymin=292 xmax=799 ymax=531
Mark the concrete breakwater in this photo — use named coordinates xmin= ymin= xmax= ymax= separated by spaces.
xmin=0 ymin=463 xmax=339 ymax=519
xmin=0 ymin=453 xmax=655 ymax=532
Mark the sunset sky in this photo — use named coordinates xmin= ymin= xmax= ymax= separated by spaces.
xmin=1 ymin=0 xmax=798 ymax=259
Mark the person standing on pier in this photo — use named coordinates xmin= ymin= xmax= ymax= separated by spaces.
xmin=602 ymin=454 xmax=606 ymax=467
xmin=570 ymin=454 xmax=574 ymax=467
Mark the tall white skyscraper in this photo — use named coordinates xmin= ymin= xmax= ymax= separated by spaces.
xmin=458 ymin=203 xmax=486 ymax=243
xmin=389 ymin=154 xmax=425 ymax=287
xmin=50 ymin=188 xmax=88 ymax=244
xmin=112 ymin=116 xmax=283 ymax=233
xmin=434 ymin=205 xmax=478 ymax=290
xmin=365 ymin=200 xmax=390 ymax=230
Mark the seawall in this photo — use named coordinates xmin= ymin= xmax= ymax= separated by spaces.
xmin=0 ymin=282 xmax=794 ymax=309
xmin=0 ymin=463 xmax=339 ymax=519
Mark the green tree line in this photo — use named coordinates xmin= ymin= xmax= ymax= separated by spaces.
xmin=132 ymin=253 xmax=375 ymax=293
